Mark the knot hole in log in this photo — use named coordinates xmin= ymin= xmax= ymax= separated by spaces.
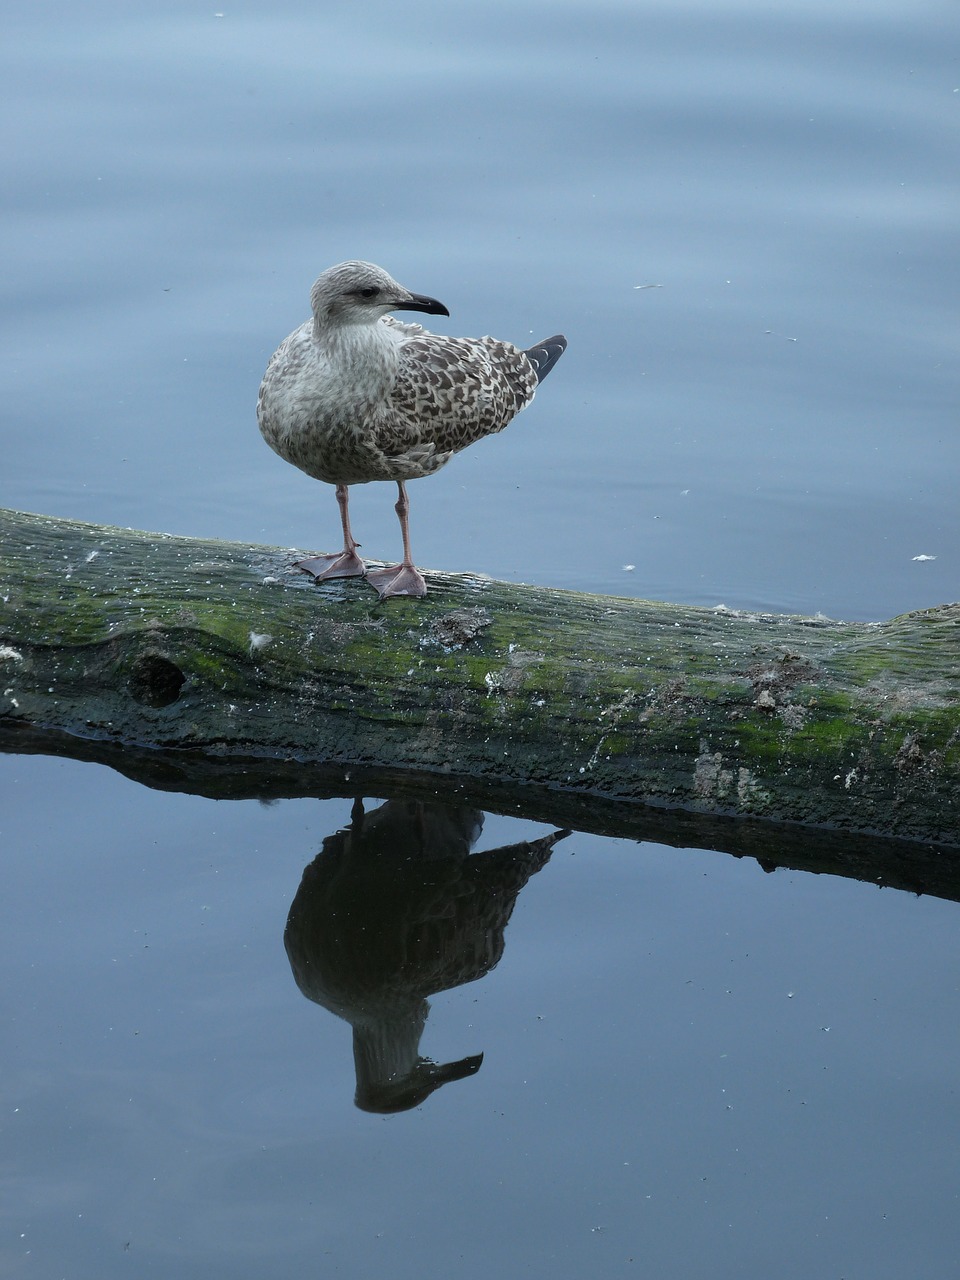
xmin=128 ymin=653 xmax=186 ymax=708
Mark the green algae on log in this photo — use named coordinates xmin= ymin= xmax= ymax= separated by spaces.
xmin=0 ymin=506 xmax=957 ymax=847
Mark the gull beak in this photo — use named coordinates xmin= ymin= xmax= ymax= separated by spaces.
xmin=399 ymin=292 xmax=450 ymax=318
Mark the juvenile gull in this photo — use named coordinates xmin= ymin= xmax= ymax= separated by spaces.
xmin=257 ymin=260 xmax=567 ymax=598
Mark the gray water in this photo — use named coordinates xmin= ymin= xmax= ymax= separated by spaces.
xmin=2 ymin=2 xmax=958 ymax=1276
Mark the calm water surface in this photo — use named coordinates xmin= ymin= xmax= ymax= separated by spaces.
xmin=2 ymin=1 xmax=958 ymax=1276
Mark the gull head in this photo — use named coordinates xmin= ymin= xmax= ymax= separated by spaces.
xmin=309 ymin=261 xmax=449 ymax=328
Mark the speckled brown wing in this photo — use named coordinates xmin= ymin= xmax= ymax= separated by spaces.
xmin=376 ymin=333 xmax=539 ymax=462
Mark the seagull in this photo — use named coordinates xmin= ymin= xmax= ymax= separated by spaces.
xmin=257 ymin=260 xmax=567 ymax=598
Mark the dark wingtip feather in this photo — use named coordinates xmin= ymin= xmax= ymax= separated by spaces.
xmin=524 ymin=334 xmax=567 ymax=383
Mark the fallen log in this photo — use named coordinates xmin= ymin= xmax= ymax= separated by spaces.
xmin=1 ymin=506 xmax=957 ymax=854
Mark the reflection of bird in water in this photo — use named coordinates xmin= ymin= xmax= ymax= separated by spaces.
xmin=257 ymin=260 xmax=567 ymax=597
xmin=284 ymin=798 xmax=569 ymax=1113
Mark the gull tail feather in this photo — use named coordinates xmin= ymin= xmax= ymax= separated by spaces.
xmin=524 ymin=334 xmax=567 ymax=384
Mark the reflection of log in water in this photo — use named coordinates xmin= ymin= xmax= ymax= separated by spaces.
xmin=4 ymin=722 xmax=959 ymax=903
xmin=284 ymin=798 xmax=569 ymax=1113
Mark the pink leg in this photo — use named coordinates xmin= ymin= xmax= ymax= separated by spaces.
xmin=296 ymin=483 xmax=366 ymax=581
xmin=365 ymin=481 xmax=427 ymax=598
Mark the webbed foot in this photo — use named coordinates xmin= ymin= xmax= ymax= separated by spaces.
xmin=295 ymin=548 xmax=366 ymax=580
xmin=365 ymin=563 xmax=427 ymax=598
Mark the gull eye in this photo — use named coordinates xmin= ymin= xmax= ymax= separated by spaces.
xmin=357 ymin=285 xmax=379 ymax=299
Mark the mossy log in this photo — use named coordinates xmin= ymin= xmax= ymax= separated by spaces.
xmin=1 ymin=506 xmax=958 ymax=865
